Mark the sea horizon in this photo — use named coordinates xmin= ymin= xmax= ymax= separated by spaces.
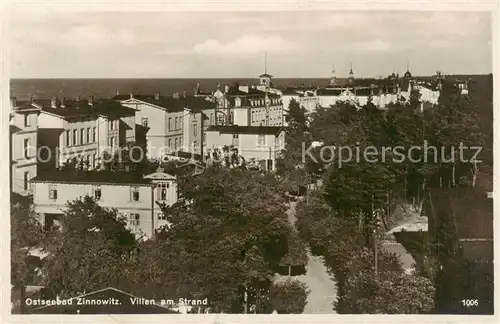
xmin=10 ymin=74 xmax=489 ymax=100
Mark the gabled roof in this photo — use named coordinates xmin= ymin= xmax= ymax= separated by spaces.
xmin=31 ymin=170 xmax=152 ymax=185
xmin=259 ymin=73 xmax=273 ymax=78
xmin=41 ymin=100 xmax=136 ymax=119
xmin=113 ymin=94 xmax=216 ymax=112
xmin=206 ymin=125 xmax=284 ymax=135
xmin=11 ymin=100 xmax=42 ymax=113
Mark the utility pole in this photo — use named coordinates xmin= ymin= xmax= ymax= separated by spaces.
xmin=151 ymin=185 xmax=155 ymax=239
xmin=372 ymin=194 xmax=378 ymax=276
xmin=243 ymin=287 xmax=248 ymax=314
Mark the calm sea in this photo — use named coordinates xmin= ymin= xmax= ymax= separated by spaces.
xmin=10 ymin=78 xmax=332 ymax=100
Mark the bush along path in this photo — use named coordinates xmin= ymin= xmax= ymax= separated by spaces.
xmin=273 ymin=199 xmax=338 ymax=314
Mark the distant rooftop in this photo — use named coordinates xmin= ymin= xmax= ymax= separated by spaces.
xmin=111 ymin=94 xmax=216 ymax=112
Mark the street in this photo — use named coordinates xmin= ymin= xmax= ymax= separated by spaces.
xmin=273 ymin=199 xmax=338 ymax=314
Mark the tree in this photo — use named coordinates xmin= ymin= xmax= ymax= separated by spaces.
xmin=336 ymin=248 xmax=435 ymax=314
xmin=277 ymin=99 xmax=310 ymax=178
xmin=11 ymin=200 xmax=44 ymax=312
xmin=41 ymin=196 xmax=137 ymax=298
xmin=264 ymin=280 xmax=309 ymax=314
xmin=155 ymin=167 xmax=293 ymax=312
xmin=279 ymin=228 xmax=308 ymax=276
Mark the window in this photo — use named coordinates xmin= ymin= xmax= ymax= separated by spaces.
xmin=23 ymin=139 xmax=30 ymax=159
xmin=210 ymin=113 xmax=214 ymax=124
xmin=110 ymin=137 xmax=115 ymax=150
xmin=168 ymin=139 xmax=172 ymax=150
xmin=232 ymin=134 xmax=239 ymax=146
xmin=92 ymin=127 xmax=96 ymax=142
xmin=180 ymin=116 xmax=183 ymax=128
xmin=86 ymin=128 xmax=90 ymax=144
xmin=49 ymin=185 xmax=57 ymax=200
xmin=93 ymin=153 xmax=97 ymax=168
xmin=179 ymin=137 xmax=183 ymax=148
xmin=66 ymin=130 xmax=71 ymax=146
xmin=141 ymin=118 xmax=148 ymax=127
xmin=174 ymin=138 xmax=178 ymax=150
xmin=129 ymin=213 xmax=140 ymax=226
xmin=80 ymin=128 xmax=84 ymax=145
xmin=73 ymin=130 xmax=78 ymax=145
xmin=130 ymin=186 xmax=140 ymax=201
xmin=93 ymin=186 xmax=102 ymax=200
xmin=252 ymin=111 xmax=255 ymax=122
xmin=157 ymin=212 xmax=167 ymax=221
xmin=168 ymin=118 xmax=172 ymax=131
xmin=258 ymin=134 xmax=266 ymax=146
xmin=157 ymin=183 xmax=167 ymax=201
xmin=193 ymin=124 xmax=197 ymax=136
xmin=109 ymin=120 xmax=114 ymax=130
xmin=23 ymin=172 xmax=30 ymax=191
xmin=175 ymin=117 xmax=178 ymax=130
xmin=114 ymin=120 xmax=118 ymax=130
xmin=193 ymin=141 xmax=198 ymax=150
xmin=24 ymin=114 xmax=30 ymax=127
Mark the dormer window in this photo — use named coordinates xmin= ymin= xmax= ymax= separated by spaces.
xmin=157 ymin=183 xmax=167 ymax=201
xmin=130 ymin=186 xmax=140 ymax=201
xmin=93 ymin=185 xmax=102 ymax=200
xmin=49 ymin=185 xmax=58 ymax=200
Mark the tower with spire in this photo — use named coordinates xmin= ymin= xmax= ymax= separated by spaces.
xmin=348 ymin=63 xmax=354 ymax=85
xmin=403 ymin=60 xmax=412 ymax=79
xmin=258 ymin=52 xmax=273 ymax=88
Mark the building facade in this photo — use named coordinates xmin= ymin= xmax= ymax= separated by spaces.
xmin=31 ymin=169 xmax=178 ymax=238
xmin=205 ymin=125 xmax=285 ymax=171
xmin=113 ymin=93 xmax=215 ymax=158
xmin=10 ymin=97 xmax=41 ymax=195
xmin=36 ymin=97 xmax=136 ymax=171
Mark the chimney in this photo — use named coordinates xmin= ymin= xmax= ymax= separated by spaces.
xmin=88 ymin=95 xmax=94 ymax=106
xmin=224 ymin=84 xmax=230 ymax=93
xmin=51 ymin=97 xmax=57 ymax=108
xmin=182 ymin=91 xmax=186 ymax=98
xmin=154 ymin=92 xmax=160 ymax=100
xmin=173 ymin=92 xmax=180 ymax=99
xmin=60 ymin=97 xmax=66 ymax=108
xmin=130 ymin=93 xmax=134 ymax=99
xmin=116 ymin=88 xmax=120 ymax=96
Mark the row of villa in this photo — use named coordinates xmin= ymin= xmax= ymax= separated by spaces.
xmin=11 ymin=66 xmax=462 ymax=237
xmin=10 ymin=72 xmax=287 ymax=237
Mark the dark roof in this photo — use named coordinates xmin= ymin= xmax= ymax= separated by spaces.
xmin=354 ymin=88 xmax=373 ymax=96
xmin=41 ymin=100 xmax=136 ymax=119
xmin=206 ymin=125 xmax=284 ymax=135
xmin=316 ymin=88 xmax=343 ymax=96
xmin=12 ymin=100 xmax=41 ymax=112
xmin=259 ymin=73 xmax=273 ymax=78
xmin=112 ymin=94 xmax=216 ymax=112
xmin=31 ymin=170 xmax=153 ymax=184
xmin=30 ymin=287 xmax=178 ymax=314
xmin=427 ymin=187 xmax=493 ymax=240
xmin=282 ymin=88 xmax=300 ymax=95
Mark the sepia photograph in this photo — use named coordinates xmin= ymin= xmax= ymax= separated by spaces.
xmin=4 ymin=1 xmax=497 ymax=322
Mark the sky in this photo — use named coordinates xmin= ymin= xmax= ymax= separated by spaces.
xmin=10 ymin=10 xmax=492 ymax=78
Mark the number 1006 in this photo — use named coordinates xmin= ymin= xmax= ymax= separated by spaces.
xmin=461 ymin=299 xmax=478 ymax=307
